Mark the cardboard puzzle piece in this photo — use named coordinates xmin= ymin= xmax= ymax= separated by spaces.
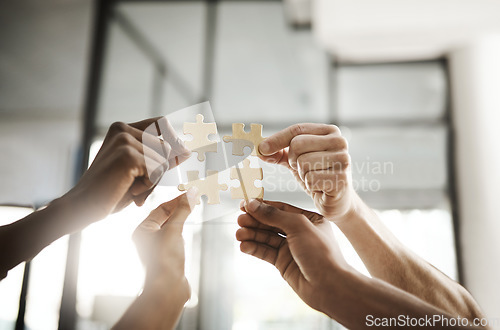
xmin=230 ymin=159 xmax=264 ymax=199
xmin=223 ymin=123 xmax=265 ymax=156
xmin=178 ymin=170 xmax=228 ymax=204
xmin=183 ymin=114 xmax=218 ymax=161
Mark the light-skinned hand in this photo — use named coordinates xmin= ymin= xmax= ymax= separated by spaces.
xmin=258 ymin=124 xmax=355 ymax=222
xmin=113 ymin=189 xmax=199 ymax=330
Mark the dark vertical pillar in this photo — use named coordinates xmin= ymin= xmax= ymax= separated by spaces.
xmin=58 ymin=1 xmax=113 ymax=329
xmin=14 ymin=261 xmax=31 ymax=330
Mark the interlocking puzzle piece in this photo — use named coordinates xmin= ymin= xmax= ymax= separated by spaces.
xmin=178 ymin=170 xmax=228 ymax=204
xmin=223 ymin=123 xmax=265 ymax=156
xmin=183 ymin=114 xmax=218 ymax=161
xmin=230 ymin=159 xmax=264 ymax=199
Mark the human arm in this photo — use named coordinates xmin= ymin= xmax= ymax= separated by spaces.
xmin=257 ymin=123 xmax=485 ymax=320
xmin=113 ymin=190 xmax=197 ymax=330
xmin=236 ymin=199 xmax=484 ymax=329
xmin=0 ymin=117 xmax=190 ymax=280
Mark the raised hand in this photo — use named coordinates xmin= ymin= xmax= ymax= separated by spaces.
xmin=236 ymin=199 xmax=350 ymax=312
xmin=66 ymin=117 xmax=190 ymax=223
xmin=258 ymin=124 xmax=355 ymax=222
xmin=113 ymin=189 xmax=198 ymax=330
xmin=235 ymin=199 xmax=483 ymax=329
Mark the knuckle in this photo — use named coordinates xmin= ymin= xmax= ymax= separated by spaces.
xmin=118 ymin=145 xmax=136 ymax=158
xmin=117 ymin=146 xmax=140 ymax=167
xmin=335 ymin=152 xmax=350 ymax=169
xmin=110 ymin=121 xmax=127 ymax=133
xmin=259 ymin=203 xmax=277 ymax=218
xmin=339 ymin=137 xmax=349 ymax=149
xmin=328 ymin=136 xmax=348 ymax=150
xmin=290 ymin=123 xmax=305 ymax=136
xmin=115 ymin=132 xmax=135 ymax=145
xmin=290 ymin=135 xmax=307 ymax=153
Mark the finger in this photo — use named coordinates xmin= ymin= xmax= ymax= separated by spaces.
xmin=130 ymin=178 xmax=153 ymax=198
xmin=118 ymin=118 xmax=191 ymax=169
xmin=111 ymin=131 xmax=169 ymax=172
xmin=237 ymin=213 xmax=283 ymax=234
xmin=236 ymin=227 xmax=284 ymax=249
xmin=131 ymin=125 xmax=175 ymax=161
xmin=112 ymin=122 xmax=178 ymax=170
xmin=297 ymin=151 xmax=350 ymax=182
xmin=116 ymin=147 xmax=162 ymax=194
xmin=288 ymin=134 xmax=347 ymax=170
xmin=116 ymin=134 xmax=170 ymax=185
xmin=141 ymin=116 xmax=192 ymax=161
xmin=258 ymin=148 xmax=290 ymax=169
xmin=155 ymin=116 xmax=190 ymax=156
xmin=128 ymin=117 xmax=162 ymax=130
xmin=240 ymin=241 xmax=278 ymax=266
xmin=131 ymin=153 xmax=164 ymax=192
xmin=258 ymin=123 xmax=339 ymax=156
xmin=244 ymin=199 xmax=312 ymax=235
xmin=109 ymin=121 xmax=167 ymax=157
xmin=272 ymin=241 xmax=296 ymax=278
xmin=135 ymin=196 xmax=179 ymax=234
xmin=160 ymin=188 xmax=199 ymax=236
xmin=132 ymin=187 xmax=154 ymax=207
xmin=304 ymin=170 xmax=348 ymax=195
xmin=260 ymin=200 xmax=323 ymax=222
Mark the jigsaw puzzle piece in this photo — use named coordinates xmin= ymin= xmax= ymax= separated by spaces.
xmin=223 ymin=123 xmax=265 ymax=156
xmin=230 ymin=159 xmax=264 ymax=199
xmin=178 ymin=170 xmax=228 ymax=204
xmin=183 ymin=114 xmax=218 ymax=161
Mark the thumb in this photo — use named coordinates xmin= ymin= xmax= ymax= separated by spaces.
xmin=244 ymin=199 xmax=312 ymax=235
xmin=160 ymin=187 xmax=199 ymax=236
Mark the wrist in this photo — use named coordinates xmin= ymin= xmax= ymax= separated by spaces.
xmin=319 ymin=265 xmax=362 ymax=320
xmin=326 ymin=191 xmax=366 ymax=225
xmin=320 ymin=266 xmax=368 ymax=322
xmin=58 ymin=187 xmax=107 ymax=227
xmin=142 ymin=274 xmax=191 ymax=308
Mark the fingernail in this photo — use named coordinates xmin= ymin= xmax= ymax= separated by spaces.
xmin=247 ymin=199 xmax=259 ymax=212
xmin=239 ymin=200 xmax=245 ymax=209
xmin=259 ymin=141 xmax=269 ymax=154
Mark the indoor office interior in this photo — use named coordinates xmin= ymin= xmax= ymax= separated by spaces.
xmin=0 ymin=0 xmax=499 ymax=329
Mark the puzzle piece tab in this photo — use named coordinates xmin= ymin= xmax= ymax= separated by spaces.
xmin=230 ymin=159 xmax=263 ymax=199
xmin=223 ymin=123 xmax=265 ymax=156
xmin=178 ymin=170 xmax=228 ymax=204
xmin=183 ymin=114 xmax=218 ymax=161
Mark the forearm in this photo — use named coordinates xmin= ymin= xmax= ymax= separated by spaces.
xmin=112 ymin=279 xmax=187 ymax=330
xmin=0 ymin=195 xmax=92 ymax=278
xmin=335 ymin=194 xmax=484 ymax=319
xmin=323 ymin=268 xmax=484 ymax=329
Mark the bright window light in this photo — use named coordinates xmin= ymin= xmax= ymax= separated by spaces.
xmin=0 ymin=206 xmax=33 ymax=329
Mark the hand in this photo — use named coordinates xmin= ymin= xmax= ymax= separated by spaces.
xmin=65 ymin=117 xmax=190 ymax=223
xmin=112 ymin=190 xmax=198 ymax=330
xmin=132 ymin=189 xmax=198 ymax=303
xmin=258 ymin=123 xmax=356 ymax=222
xmin=236 ymin=199 xmax=351 ymax=314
